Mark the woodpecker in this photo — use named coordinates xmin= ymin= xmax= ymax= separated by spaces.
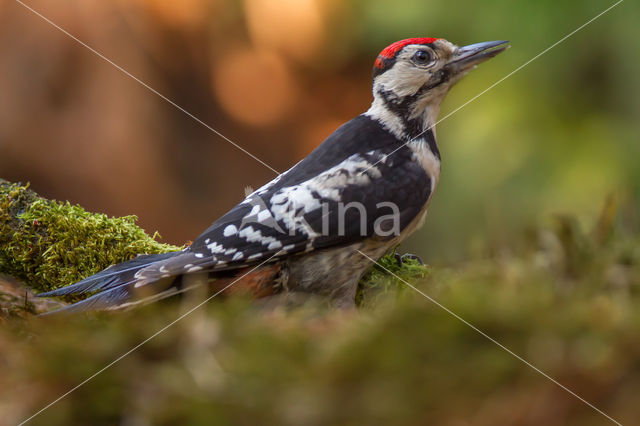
xmin=40 ymin=38 xmax=508 ymax=312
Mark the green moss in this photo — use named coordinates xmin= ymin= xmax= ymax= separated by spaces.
xmin=0 ymin=179 xmax=180 ymax=293
xmin=2 ymin=186 xmax=640 ymax=423
xmin=357 ymin=250 xmax=430 ymax=307
xmin=4 ymin=205 xmax=638 ymax=424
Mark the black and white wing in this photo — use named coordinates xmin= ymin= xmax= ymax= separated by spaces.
xmin=136 ymin=117 xmax=434 ymax=281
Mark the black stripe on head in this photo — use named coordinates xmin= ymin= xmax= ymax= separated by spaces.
xmin=377 ymin=70 xmax=448 ymax=146
xmin=372 ymin=56 xmax=396 ymax=79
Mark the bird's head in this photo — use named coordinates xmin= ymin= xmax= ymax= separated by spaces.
xmin=368 ymin=37 xmax=509 ymax=138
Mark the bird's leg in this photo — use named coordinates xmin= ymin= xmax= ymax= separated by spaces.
xmin=395 ymin=252 xmax=424 ymax=266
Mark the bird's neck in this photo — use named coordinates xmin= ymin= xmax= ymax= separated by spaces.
xmin=365 ymin=88 xmax=442 ymax=181
xmin=365 ymin=88 xmax=440 ymax=143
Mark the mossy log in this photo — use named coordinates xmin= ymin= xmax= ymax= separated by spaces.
xmin=0 ymin=178 xmax=428 ymax=313
xmin=0 ymin=179 xmax=178 ymax=294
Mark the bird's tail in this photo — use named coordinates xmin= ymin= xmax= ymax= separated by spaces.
xmin=37 ymin=252 xmax=282 ymax=315
xmin=37 ymin=252 xmax=184 ymax=314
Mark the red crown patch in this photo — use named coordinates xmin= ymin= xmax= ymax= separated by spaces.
xmin=375 ymin=37 xmax=440 ymax=69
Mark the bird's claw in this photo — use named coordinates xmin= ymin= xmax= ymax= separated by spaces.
xmin=395 ymin=253 xmax=424 ymax=267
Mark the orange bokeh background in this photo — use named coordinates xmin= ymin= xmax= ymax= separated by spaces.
xmin=0 ymin=0 xmax=370 ymax=244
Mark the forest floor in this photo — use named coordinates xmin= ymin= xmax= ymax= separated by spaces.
xmin=1 ymin=181 xmax=639 ymax=425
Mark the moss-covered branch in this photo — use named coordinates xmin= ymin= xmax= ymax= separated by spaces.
xmin=0 ymin=179 xmax=178 ymax=293
xmin=0 ymin=179 xmax=428 ymax=306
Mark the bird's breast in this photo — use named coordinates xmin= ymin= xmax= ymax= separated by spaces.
xmin=407 ymin=139 xmax=441 ymax=194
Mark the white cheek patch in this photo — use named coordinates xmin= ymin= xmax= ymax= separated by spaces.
xmin=376 ymin=62 xmax=433 ymax=98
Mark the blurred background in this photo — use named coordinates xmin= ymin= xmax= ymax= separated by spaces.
xmin=1 ymin=0 xmax=638 ymax=262
xmin=2 ymin=2 xmax=640 ymax=425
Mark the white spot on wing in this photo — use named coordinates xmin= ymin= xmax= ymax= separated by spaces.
xmin=268 ymin=241 xmax=282 ymax=250
xmin=238 ymin=226 xmax=281 ymax=248
xmin=223 ymin=224 xmax=238 ymax=237
xmin=232 ymin=252 xmax=244 ymax=261
xmin=207 ymin=241 xmax=226 ymax=254
xmin=134 ymin=279 xmax=150 ymax=288
xmin=269 ymin=154 xmax=382 ymax=237
xmin=257 ymin=209 xmax=271 ymax=223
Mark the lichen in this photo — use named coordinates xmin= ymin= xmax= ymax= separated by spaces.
xmin=0 ymin=179 xmax=179 ymax=293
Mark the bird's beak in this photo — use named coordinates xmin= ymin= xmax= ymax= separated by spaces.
xmin=449 ymin=40 xmax=509 ymax=73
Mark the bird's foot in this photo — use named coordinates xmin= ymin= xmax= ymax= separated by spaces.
xmin=394 ymin=253 xmax=424 ymax=267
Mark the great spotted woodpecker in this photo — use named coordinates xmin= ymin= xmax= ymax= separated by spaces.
xmin=40 ymin=38 xmax=508 ymax=312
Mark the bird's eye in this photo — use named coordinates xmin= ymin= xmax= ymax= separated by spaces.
xmin=413 ymin=50 xmax=432 ymax=64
